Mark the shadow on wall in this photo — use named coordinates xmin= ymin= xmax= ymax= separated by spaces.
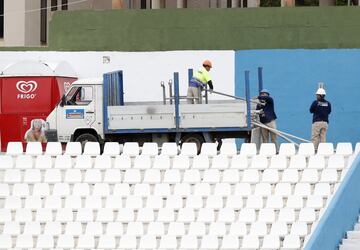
xmin=235 ymin=49 xmax=360 ymax=145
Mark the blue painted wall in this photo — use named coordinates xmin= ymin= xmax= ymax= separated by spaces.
xmin=235 ymin=49 xmax=360 ymax=146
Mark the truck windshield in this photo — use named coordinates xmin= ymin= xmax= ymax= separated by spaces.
xmin=65 ymin=86 xmax=93 ymax=106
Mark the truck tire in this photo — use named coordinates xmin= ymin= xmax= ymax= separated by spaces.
xmin=75 ymin=133 xmax=98 ymax=150
xmin=181 ymin=133 xmax=205 ymax=154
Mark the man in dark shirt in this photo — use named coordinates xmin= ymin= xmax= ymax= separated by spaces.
xmin=309 ymin=88 xmax=331 ymax=150
xmin=256 ymin=89 xmax=278 ymax=148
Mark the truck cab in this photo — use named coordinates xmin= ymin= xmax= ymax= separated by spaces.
xmin=46 ymin=78 xmax=104 ymax=143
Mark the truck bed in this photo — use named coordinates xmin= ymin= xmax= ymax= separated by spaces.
xmin=107 ymin=100 xmax=249 ymax=131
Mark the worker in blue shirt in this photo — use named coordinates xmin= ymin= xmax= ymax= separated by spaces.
xmin=309 ymin=88 xmax=331 ymax=150
xmin=187 ymin=60 xmax=214 ymax=104
xmin=256 ymin=89 xmax=278 ymax=148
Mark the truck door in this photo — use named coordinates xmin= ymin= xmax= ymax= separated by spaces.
xmin=56 ymin=85 xmax=96 ymax=141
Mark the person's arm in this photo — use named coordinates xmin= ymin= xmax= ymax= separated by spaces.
xmin=309 ymin=101 xmax=317 ymax=113
xmin=328 ymin=101 xmax=331 ymax=114
xmin=207 ymin=80 xmax=213 ymax=90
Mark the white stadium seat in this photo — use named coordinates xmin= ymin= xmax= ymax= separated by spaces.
xmin=122 ymin=142 xmax=140 ymax=156
xmin=279 ymin=143 xmax=296 ymax=156
xmin=102 ymin=142 xmax=121 ymax=156
xmin=15 ymin=155 xmax=33 ymax=168
xmin=250 ymin=155 xmax=268 ymax=170
xmin=336 ymin=142 xmax=353 ymax=156
xmin=153 ymin=155 xmax=171 ymax=169
xmin=298 ymin=143 xmax=315 ymax=156
xmin=259 ymin=143 xmax=276 ymax=156
xmin=45 ymin=142 xmax=62 ymax=156
xmin=83 ymin=141 xmax=100 ymax=155
xmin=35 ymin=155 xmax=53 ymax=169
xmin=161 ymin=142 xmax=178 ymax=156
xmin=282 ymin=235 xmax=301 ymax=249
xmin=6 ymin=141 xmax=23 ymax=155
xmin=317 ymin=142 xmax=334 ymax=156
xmin=269 ymin=155 xmax=287 ymax=169
xmin=242 ymin=235 xmax=260 ymax=249
xmin=308 ymin=155 xmax=326 ymax=169
xmin=64 ymin=142 xmax=82 ymax=156
xmin=74 ymin=155 xmax=92 ymax=169
xmin=220 ymin=142 xmax=237 ymax=156
xmin=0 ymin=155 xmax=13 ymax=169
xmin=172 ymin=155 xmax=190 ymax=169
xmin=240 ymin=143 xmax=257 ymax=156
xmin=211 ymin=154 xmax=229 ymax=169
xmin=200 ymin=142 xmax=217 ymax=156
xmin=262 ymin=235 xmax=280 ymax=249
xmin=180 ymin=142 xmax=198 ymax=156
xmin=230 ymin=154 xmax=248 ymax=169
xmin=289 ymin=155 xmax=306 ymax=169
xmin=159 ymin=235 xmax=177 ymax=249
xmin=25 ymin=142 xmax=42 ymax=155
xmin=141 ymin=142 xmax=159 ymax=156
xmin=327 ymin=154 xmax=345 ymax=169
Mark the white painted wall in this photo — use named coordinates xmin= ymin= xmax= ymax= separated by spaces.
xmin=0 ymin=51 xmax=235 ymax=102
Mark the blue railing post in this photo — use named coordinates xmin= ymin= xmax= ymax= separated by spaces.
xmin=118 ymin=71 xmax=124 ymax=106
xmin=258 ymin=67 xmax=263 ymax=94
xmin=103 ymin=73 xmax=109 ymax=133
xmin=245 ymin=70 xmax=251 ymax=130
xmin=188 ymin=68 xmax=193 ymax=82
xmin=174 ymin=72 xmax=180 ymax=131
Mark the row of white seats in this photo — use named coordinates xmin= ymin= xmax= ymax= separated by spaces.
xmin=0 ymin=234 xmax=305 ymax=249
xmin=0 ymin=206 xmax=321 ymax=223
xmin=0 ymin=182 xmax=337 ymax=197
xmin=0 ymin=194 xmax=331 ymax=210
xmin=0 ymin=220 xmax=315 ymax=237
xmin=0 ymin=153 xmax=355 ymax=170
xmin=6 ymin=141 xmax=359 ymax=157
xmin=0 ymin=168 xmax=346 ymax=184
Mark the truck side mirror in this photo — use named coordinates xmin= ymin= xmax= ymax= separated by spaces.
xmin=60 ymin=94 xmax=66 ymax=107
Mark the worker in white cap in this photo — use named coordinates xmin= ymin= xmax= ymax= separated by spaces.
xmin=256 ymin=89 xmax=278 ymax=148
xmin=310 ymin=88 xmax=331 ymax=150
xmin=187 ymin=60 xmax=214 ymax=104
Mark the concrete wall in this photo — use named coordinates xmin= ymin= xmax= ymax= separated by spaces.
xmin=4 ymin=0 xmax=26 ymax=46
xmin=235 ymin=49 xmax=360 ymax=145
xmin=48 ymin=7 xmax=360 ymax=51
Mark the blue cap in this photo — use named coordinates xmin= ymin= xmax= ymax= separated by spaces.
xmin=260 ymin=89 xmax=270 ymax=95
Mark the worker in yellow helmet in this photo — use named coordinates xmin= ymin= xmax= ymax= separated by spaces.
xmin=187 ymin=60 xmax=214 ymax=104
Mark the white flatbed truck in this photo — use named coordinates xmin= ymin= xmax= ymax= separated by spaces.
xmin=45 ymin=70 xmax=258 ymax=150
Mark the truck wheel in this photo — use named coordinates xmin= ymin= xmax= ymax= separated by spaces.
xmin=181 ymin=133 xmax=205 ymax=154
xmin=75 ymin=133 xmax=98 ymax=150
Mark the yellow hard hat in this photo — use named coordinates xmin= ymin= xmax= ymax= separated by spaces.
xmin=202 ymin=60 xmax=212 ymax=68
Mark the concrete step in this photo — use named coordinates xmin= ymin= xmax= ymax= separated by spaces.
xmin=340 ymin=244 xmax=360 ymax=250
xmin=342 ymin=239 xmax=360 ymax=245
xmin=347 ymin=231 xmax=360 ymax=239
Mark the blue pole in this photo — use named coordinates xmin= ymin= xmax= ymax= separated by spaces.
xmin=118 ymin=71 xmax=124 ymax=106
xmin=245 ymin=70 xmax=251 ymax=130
xmin=103 ymin=73 xmax=109 ymax=133
xmin=188 ymin=68 xmax=193 ymax=83
xmin=258 ymin=67 xmax=263 ymax=94
xmin=174 ymin=72 xmax=180 ymax=131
